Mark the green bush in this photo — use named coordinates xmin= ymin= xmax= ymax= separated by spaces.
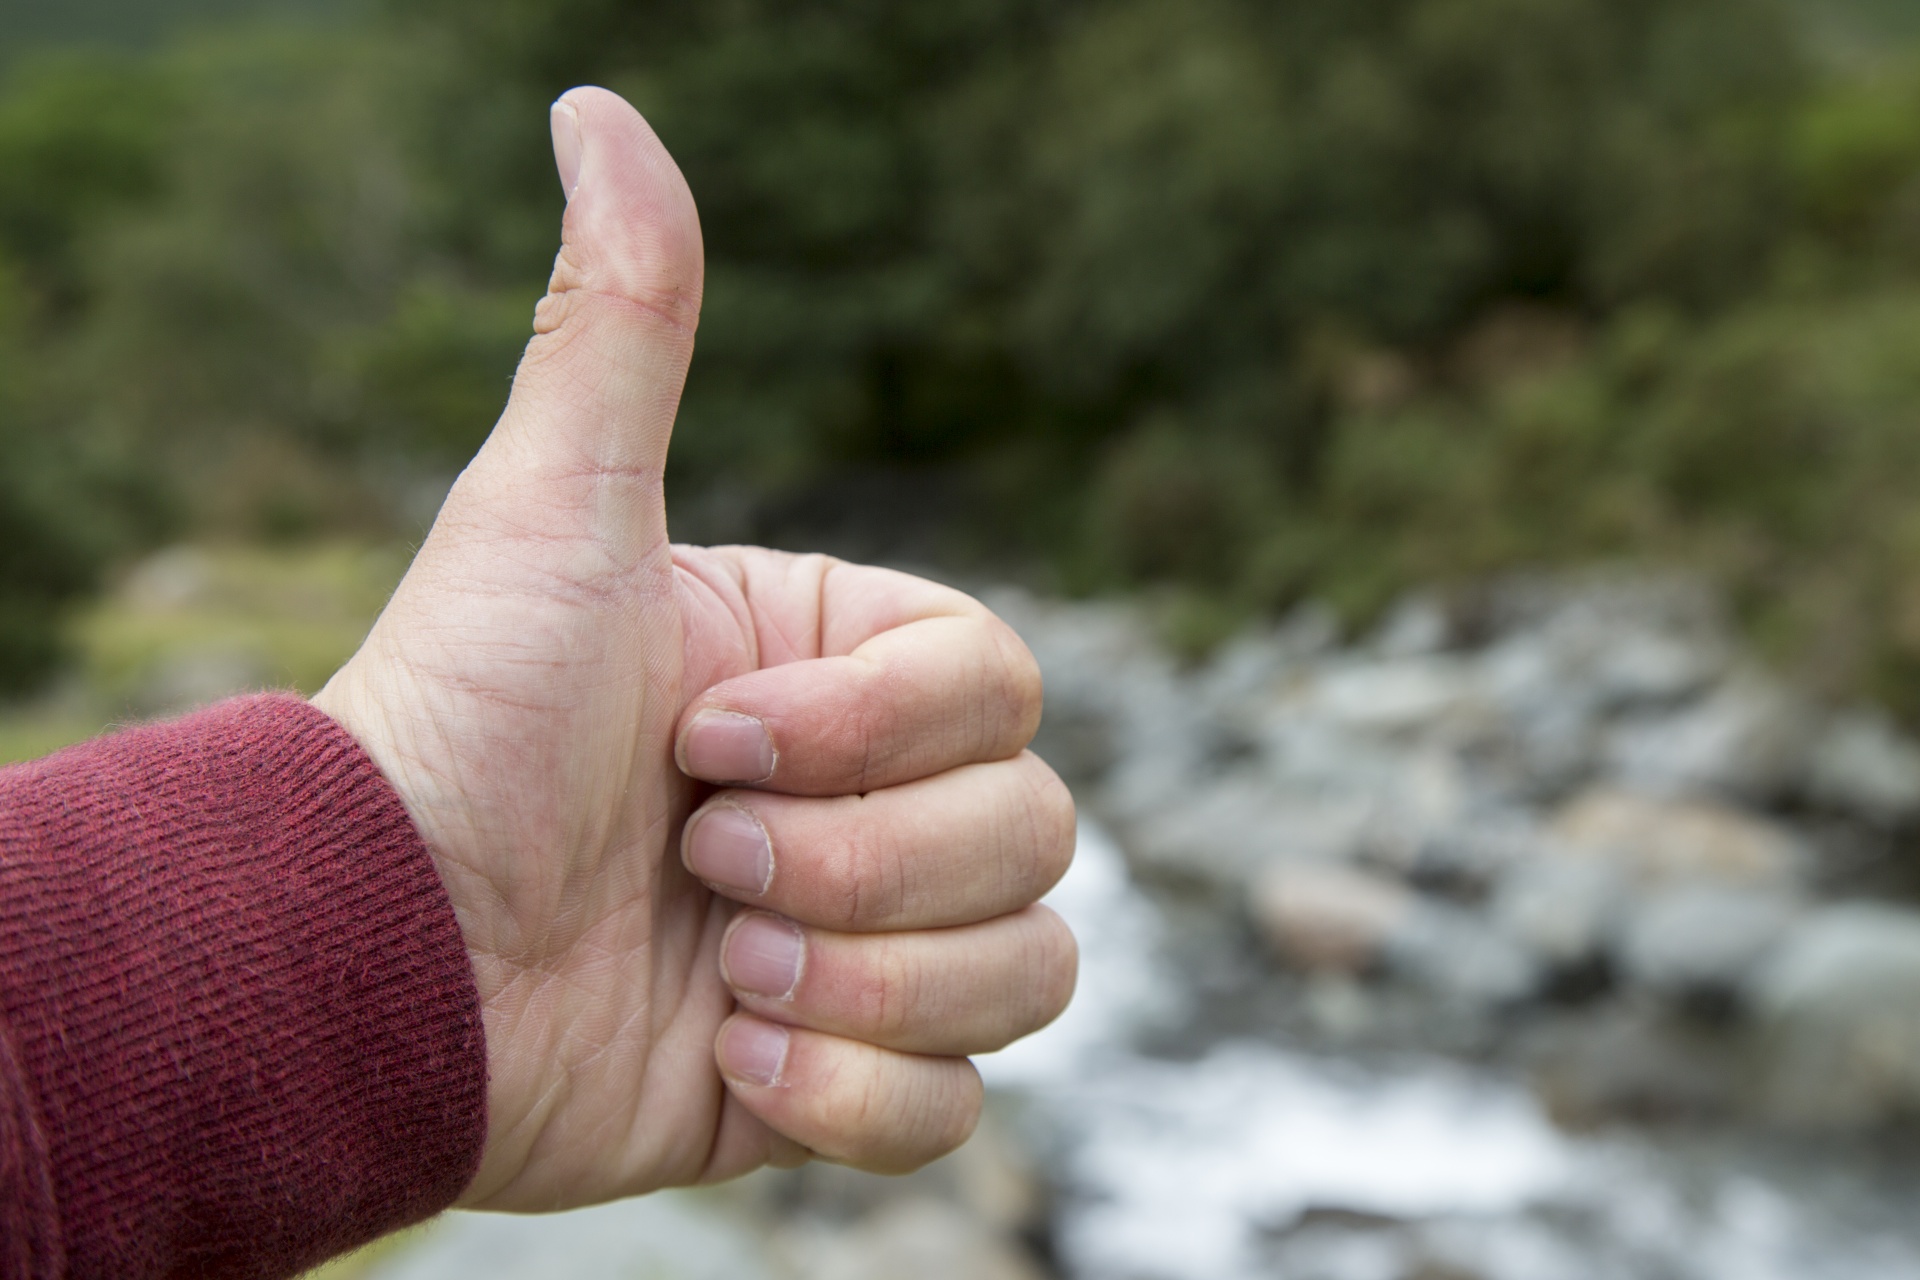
xmin=0 ymin=263 xmax=107 ymax=692
xmin=13 ymin=0 xmax=1920 ymax=715
xmin=1224 ymin=291 xmax=1920 ymax=713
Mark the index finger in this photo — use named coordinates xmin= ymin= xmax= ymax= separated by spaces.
xmin=671 ymin=553 xmax=1042 ymax=794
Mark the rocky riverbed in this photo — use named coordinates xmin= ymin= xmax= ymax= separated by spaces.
xmin=351 ymin=572 xmax=1920 ymax=1280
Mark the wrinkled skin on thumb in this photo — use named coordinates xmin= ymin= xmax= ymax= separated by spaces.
xmin=460 ymin=86 xmax=704 ymax=570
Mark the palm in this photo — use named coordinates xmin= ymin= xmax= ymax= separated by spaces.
xmin=329 ymin=521 xmax=885 ymax=1207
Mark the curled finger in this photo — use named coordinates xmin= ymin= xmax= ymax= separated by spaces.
xmin=719 ymin=904 xmax=1078 ymax=1056
xmin=714 ymin=1015 xmax=983 ymax=1174
xmin=681 ymin=751 xmax=1075 ymax=931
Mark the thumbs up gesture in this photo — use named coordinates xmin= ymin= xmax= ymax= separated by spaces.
xmin=311 ymin=88 xmax=1077 ymax=1211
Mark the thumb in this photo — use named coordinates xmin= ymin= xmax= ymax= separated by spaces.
xmin=456 ymin=86 xmax=703 ymax=563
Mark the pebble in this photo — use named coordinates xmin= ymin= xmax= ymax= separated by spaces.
xmin=1549 ymin=790 xmax=1803 ymax=889
xmin=1252 ymin=862 xmax=1414 ymax=975
xmin=1805 ymin=710 xmax=1920 ymax=824
xmin=1614 ymin=887 xmax=1799 ymax=999
xmin=1753 ymin=904 xmax=1920 ymax=1127
xmin=1490 ymin=853 xmax=1625 ymax=971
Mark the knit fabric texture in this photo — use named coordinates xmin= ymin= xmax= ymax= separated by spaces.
xmin=0 ymin=694 xmax=488 ymax=1279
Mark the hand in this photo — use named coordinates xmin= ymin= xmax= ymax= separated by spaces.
xmin=309 ymin=87 xmax=1076 ymax=1212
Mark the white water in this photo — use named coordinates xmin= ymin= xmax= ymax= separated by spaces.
xmin=976 ymin=820 xmax=1176 ymax=1090
xmin=996 ymin=823 xmax=1920 ymax=1280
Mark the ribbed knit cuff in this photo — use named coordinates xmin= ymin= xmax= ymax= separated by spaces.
xmin=0 ymin=694 xmax=488 ymax=1280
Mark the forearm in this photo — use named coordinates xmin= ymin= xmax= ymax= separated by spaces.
xmin=0 ymin=695 xmax=487 ymax=1280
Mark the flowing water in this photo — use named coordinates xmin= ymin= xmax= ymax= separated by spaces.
xmin=1008 ymin=823 xmax=1920 ymax=1280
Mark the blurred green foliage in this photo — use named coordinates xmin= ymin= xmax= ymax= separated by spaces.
xmin=12 ymin=0 xmax=1920 ymax=709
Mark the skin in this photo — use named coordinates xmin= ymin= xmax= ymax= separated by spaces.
xmin=310 ymin=86 xmax=1078 ymax=1212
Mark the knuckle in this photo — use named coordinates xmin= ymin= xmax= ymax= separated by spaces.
xmin=1024 ymin=906 xmax=1080 ymax=1029
xmin=992 ymin=619 xmax=1046 ymax=745
xmin=828 ymin=834 xmax=870 ymax=931
xmin=833 ymin=1057 xmax=980 ymax=1174
xmin=881 ymin=1063 xmax=981 ymax=1173
xmin=864 ymin=937 xmax=922 ymax=1043
xmin=822 ymin=1064 xmax=891 ymax=1158
xmin=877 ymin=818 xmax=912 ymax=926
xmin=1023 ymin=755 xmax=1079 ymax=886
xmin=836 ymin=800 xmax=906 ymax=929
xmin=850 ymin=1062 xmax=894 ymax=1137
xmin=994 ymin=756 xmax=1075 ymax=907
xmin=965 ymin=617 xmax=1045 ymax=763
xmin=974 ymin=908 xmax=1078 ymax=1053
xmin=847 ymin=688 xmax=893 ymax=793
xmin=931 ymin=1065 xmax=985 ymax=1160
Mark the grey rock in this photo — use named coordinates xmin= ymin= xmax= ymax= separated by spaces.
xmin=1475 ymin=629 xmax=1567 ymax=719
xmin=1274 ymin=599 xmax=1343 ymax=659
xmin=1345 ymin=753 xmax=1480 ymax=883
xmin=1604 ymin=675 xmax=1814 ymax=802
xmin=1290 ymin=657 xmax=1486 ymax=737
xmin=1548 ymin=789 xmax=1804 ymax=889
xmin=992 ymin=592 xmax=1184 ymax=751
xmin=1474 ymin=641 xmax=1607 ymax=791
xmin=1256 ymin=715 xmax=1432 ymax=799
xmin=1252 ymin=862 xmax=1415 ymax=975
xmin=1490 ymin=853 xmax=1626 ymax=971
xmin=1753 ymin=904 xmax=1920 ymax=1128
xmin=1371 ymin=592 xmax=1453 ymax=658
xmin=1027 ymin=699 xmax=1118 ymax=788
xmin=1193 ymin=626 xmax=1306 ymax=718
xmin=1504 ymin=708 xmax=1604 ymax=795
xmin=1390 ymin=814 xmax=1537 ymax=894
xmin=1480 ymin=571 xmax=1726 ymax=652
xmin=1302 ymin=973 xmax=1381 ymax=1040
xmin=1388 ymin=902 xmax=1542 ymax=1008
xmin=1588 ymin=629 xmax=1725 ymax=710
xmin=1614 ymin=887 xmax=1799 ymax=999
xmin=1476 ymin=576 xmax=1725 ymax=716
xmin=1530 ymin=1004 xmax=1747 ymax=1127
xmin=1102 ymin=728 xmax=1212 ymax=826
xmin=1130 ymin=780 xmax=1373 ymax=885
xmin=1805 ymin=710 xmax=1920 ymax=824
xmin=1379 ymin=749 xmax=1475 ymax=834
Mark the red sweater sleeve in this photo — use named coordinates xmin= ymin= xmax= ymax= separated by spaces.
xmin=0 ymin=694 xmax=488 ymax=1279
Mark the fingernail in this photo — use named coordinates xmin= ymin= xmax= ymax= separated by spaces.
xmin=685 ymin=804 xmax=774 ymax=895
xmin=718 ymin=1017 xmax=790 ymax=1087
xmin=723 ymin=913 xmax=805 ymax=1000
xmin=550 ymin=99 xmax=583 ymax=199
xmin=680 ymin=711 xmax=776 ymax=784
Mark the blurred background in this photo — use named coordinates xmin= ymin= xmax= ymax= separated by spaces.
xmin=15 ymin=1 xmax=1920 ymax=1278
